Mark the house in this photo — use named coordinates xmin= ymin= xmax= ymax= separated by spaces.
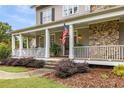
xmin=10 ymin=5 xmax=124 ymax=66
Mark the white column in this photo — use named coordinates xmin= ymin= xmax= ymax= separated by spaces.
xmin=45 ymin=29 xmax=50 ymax=58
xmin=26 ymin=37 xmax=29 ymax=49
xmin=69 ymin=24 xmax=74 ymax=59
xmin=19 ymin=34 xmax=23 ymax=57
xmin=12 ymin=34 xmax=15 ymax=56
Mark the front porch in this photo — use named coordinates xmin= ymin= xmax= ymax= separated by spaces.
xmin=12 ymin=21 xmax=124 ymax=61
xmin=11 ymin=6 xmax=124 ymax=65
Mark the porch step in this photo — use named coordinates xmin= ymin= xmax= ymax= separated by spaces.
xmin=44 ymin=64 xmax=56 ymax=69
xmin=44 ymin=61 xmax=60 ymax=69
xmin=44 ymin=58 xmax=69 ymax=69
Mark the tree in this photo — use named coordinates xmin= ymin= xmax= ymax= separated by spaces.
xmin=0 ymin=22 xmax=11 ymax=45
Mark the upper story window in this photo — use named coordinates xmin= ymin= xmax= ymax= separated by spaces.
xmin=63 ymin=5 xmax=79 ymax=16
xmin=42 ymin=8 xmax=52 ymax=24
xmin=84 ymin=5 xmax=91 ymax=12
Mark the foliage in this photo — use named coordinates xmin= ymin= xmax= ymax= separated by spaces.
xmin=0 ymin=42 xmax=11 ymax=60
xmin=74 ymin=43 xmax=83 ymax=46
xmin=55 ymin=60 xmax=77 ymax=78
xmin=0 ymin=66 xmax=28 ymax=73
xmin=100 ymin=73 xmax=109 ymax=80
xmin=1 ymin=58 xmax=45 ymax=68
xmin=23 ymin=37 xmax=28 ymax=48
xmin=112 ymin=64 xmax=124 ymax=76
xmin=0 ymin=77 xmax=68 ymax=88
xmin=75 ymin=62 xmax=90 ymax=73
xmin=50 ymin=43 xmax=61 ymax=56
xmin=55 ymin=60 xmax=90 ymax=78
xmin=0 ymin=22 xmax=11 ymax=45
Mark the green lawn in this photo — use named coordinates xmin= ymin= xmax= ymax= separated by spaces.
xmin=0 ymin=66 xmax=29 ymax=73
xmin=0 ymin=77 xmax=68 ymax=88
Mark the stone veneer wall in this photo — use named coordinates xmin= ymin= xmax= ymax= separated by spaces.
xmin=91 ymin=5 xmax=117 ymax=12
xmin=89 ymin=20 xmax=119 ymax=45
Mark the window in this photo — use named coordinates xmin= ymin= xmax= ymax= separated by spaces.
xmin=42 ymin=8 xmax=52 ymax=24
xmin=63 ymin=6 xmax=68 ymax=16
xmin=84 ymin=5 xmax=91 ymax=12
xmin=63 ymin=5 xmax=79 ymax=16
xmin=74 ymin=5 xmax=78 ymax=13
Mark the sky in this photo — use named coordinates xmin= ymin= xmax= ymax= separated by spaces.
xmin=0 ymin=5 xmax=35 ymax=30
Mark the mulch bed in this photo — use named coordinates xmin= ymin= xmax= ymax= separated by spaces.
xmin=43 ymin=67 xmax=124 ymax=88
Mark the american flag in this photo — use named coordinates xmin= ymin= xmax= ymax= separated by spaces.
xmin=61 ymin=23 xmax=68 ymax=45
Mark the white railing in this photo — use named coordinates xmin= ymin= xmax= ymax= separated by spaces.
xmin=13 ymin=49 xmax=20 ymax=57
xmin=13 ymin=48 xmax=45 ymax=58
xmin=74 ymin=45 xmax=124 ymax=61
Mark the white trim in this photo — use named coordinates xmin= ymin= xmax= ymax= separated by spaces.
xmin=69 ymin=24 xmax=74 ymax=59
xmin=45 ymin=29 xmax=50 ymax=58
xmin=19 ymin=34 xmax=23 ymax=57
xmin=74 ymin=60 xmax=124 ymax=66
xmin=12 ymin=34 xmax=15 ymax=56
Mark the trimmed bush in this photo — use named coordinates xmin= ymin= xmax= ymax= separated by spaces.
xmin=55 ymin=61 xmax=77 ymax=78
xmin=0 ymin=43 xmax=11 ymax=60
xmin=112 ymin=64 xmax=124 ymax=76
xmin=75 ymin=63 xmax=90 ymax=73
xmin=26 ymin=60 xmax=45 ymax=68
xmin=1 ymin=58 xmax=45 ymax=68
xmin=55 ymin=60 xmax=90 ymax=78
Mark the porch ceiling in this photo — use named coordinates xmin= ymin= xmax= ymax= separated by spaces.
xmin=23 ymin=30 xmax=45 ymax=37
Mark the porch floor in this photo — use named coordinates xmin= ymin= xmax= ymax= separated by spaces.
xmin=74 ymin=59 xmax=124 ymax=66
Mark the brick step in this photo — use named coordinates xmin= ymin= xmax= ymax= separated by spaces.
xmin=45 ymin=63 xmax=58 ymax=66
xmin=46 ymin=61 xmax=60 ymax=64
xmin=44 ymin=58 xmax=70 ymax=69
xmin=44 ymin=62 xmax=58 ymax=69
xmin=44 ymin=65 xmax=56 ymax=69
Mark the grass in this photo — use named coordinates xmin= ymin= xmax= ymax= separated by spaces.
xmin=0 ymin=77 xmax=68 ymax=88
xmin=0 ymin=66 xmax=29 ymax=73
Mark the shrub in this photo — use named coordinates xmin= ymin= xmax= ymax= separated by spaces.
xmin=100 ymin=73 xmax=109 ymax=80
xmin=75 ymin=63 xmax=90 ymax=73
xmin=55 ymin=61 xmax=77 ymax=78
xmin=0 ymin=43 xmax=11 ymax=60
xmin=112 ymin=64 xmax=124 ymax=76
xmin=55 ymin=60 xmax=89 ymax=78
xmin=26 ymin=60 xmax=45 ymax=68
xmin=50 ymin=43 xmax=61 ymax=56
xmin=1 ymin=58 xmax=45 ymax=68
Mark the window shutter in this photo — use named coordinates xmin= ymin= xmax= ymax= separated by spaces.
xmin=52 ymin=8 xmax=55 ymax=21
xmin=40 ymin=12 xmax=43 ymax=24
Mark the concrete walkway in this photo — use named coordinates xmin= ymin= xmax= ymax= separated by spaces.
xmin=0 ymin=69 xmax=54 ymax=79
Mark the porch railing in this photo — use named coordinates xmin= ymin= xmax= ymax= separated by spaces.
xmin=13 ymin=48 xmax=45 ymax=58
xmin=74 ymin=45 xmax=124 ymax=61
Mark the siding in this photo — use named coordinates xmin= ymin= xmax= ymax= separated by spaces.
xmin=36 ymin=5 xmax=90 ymax=25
